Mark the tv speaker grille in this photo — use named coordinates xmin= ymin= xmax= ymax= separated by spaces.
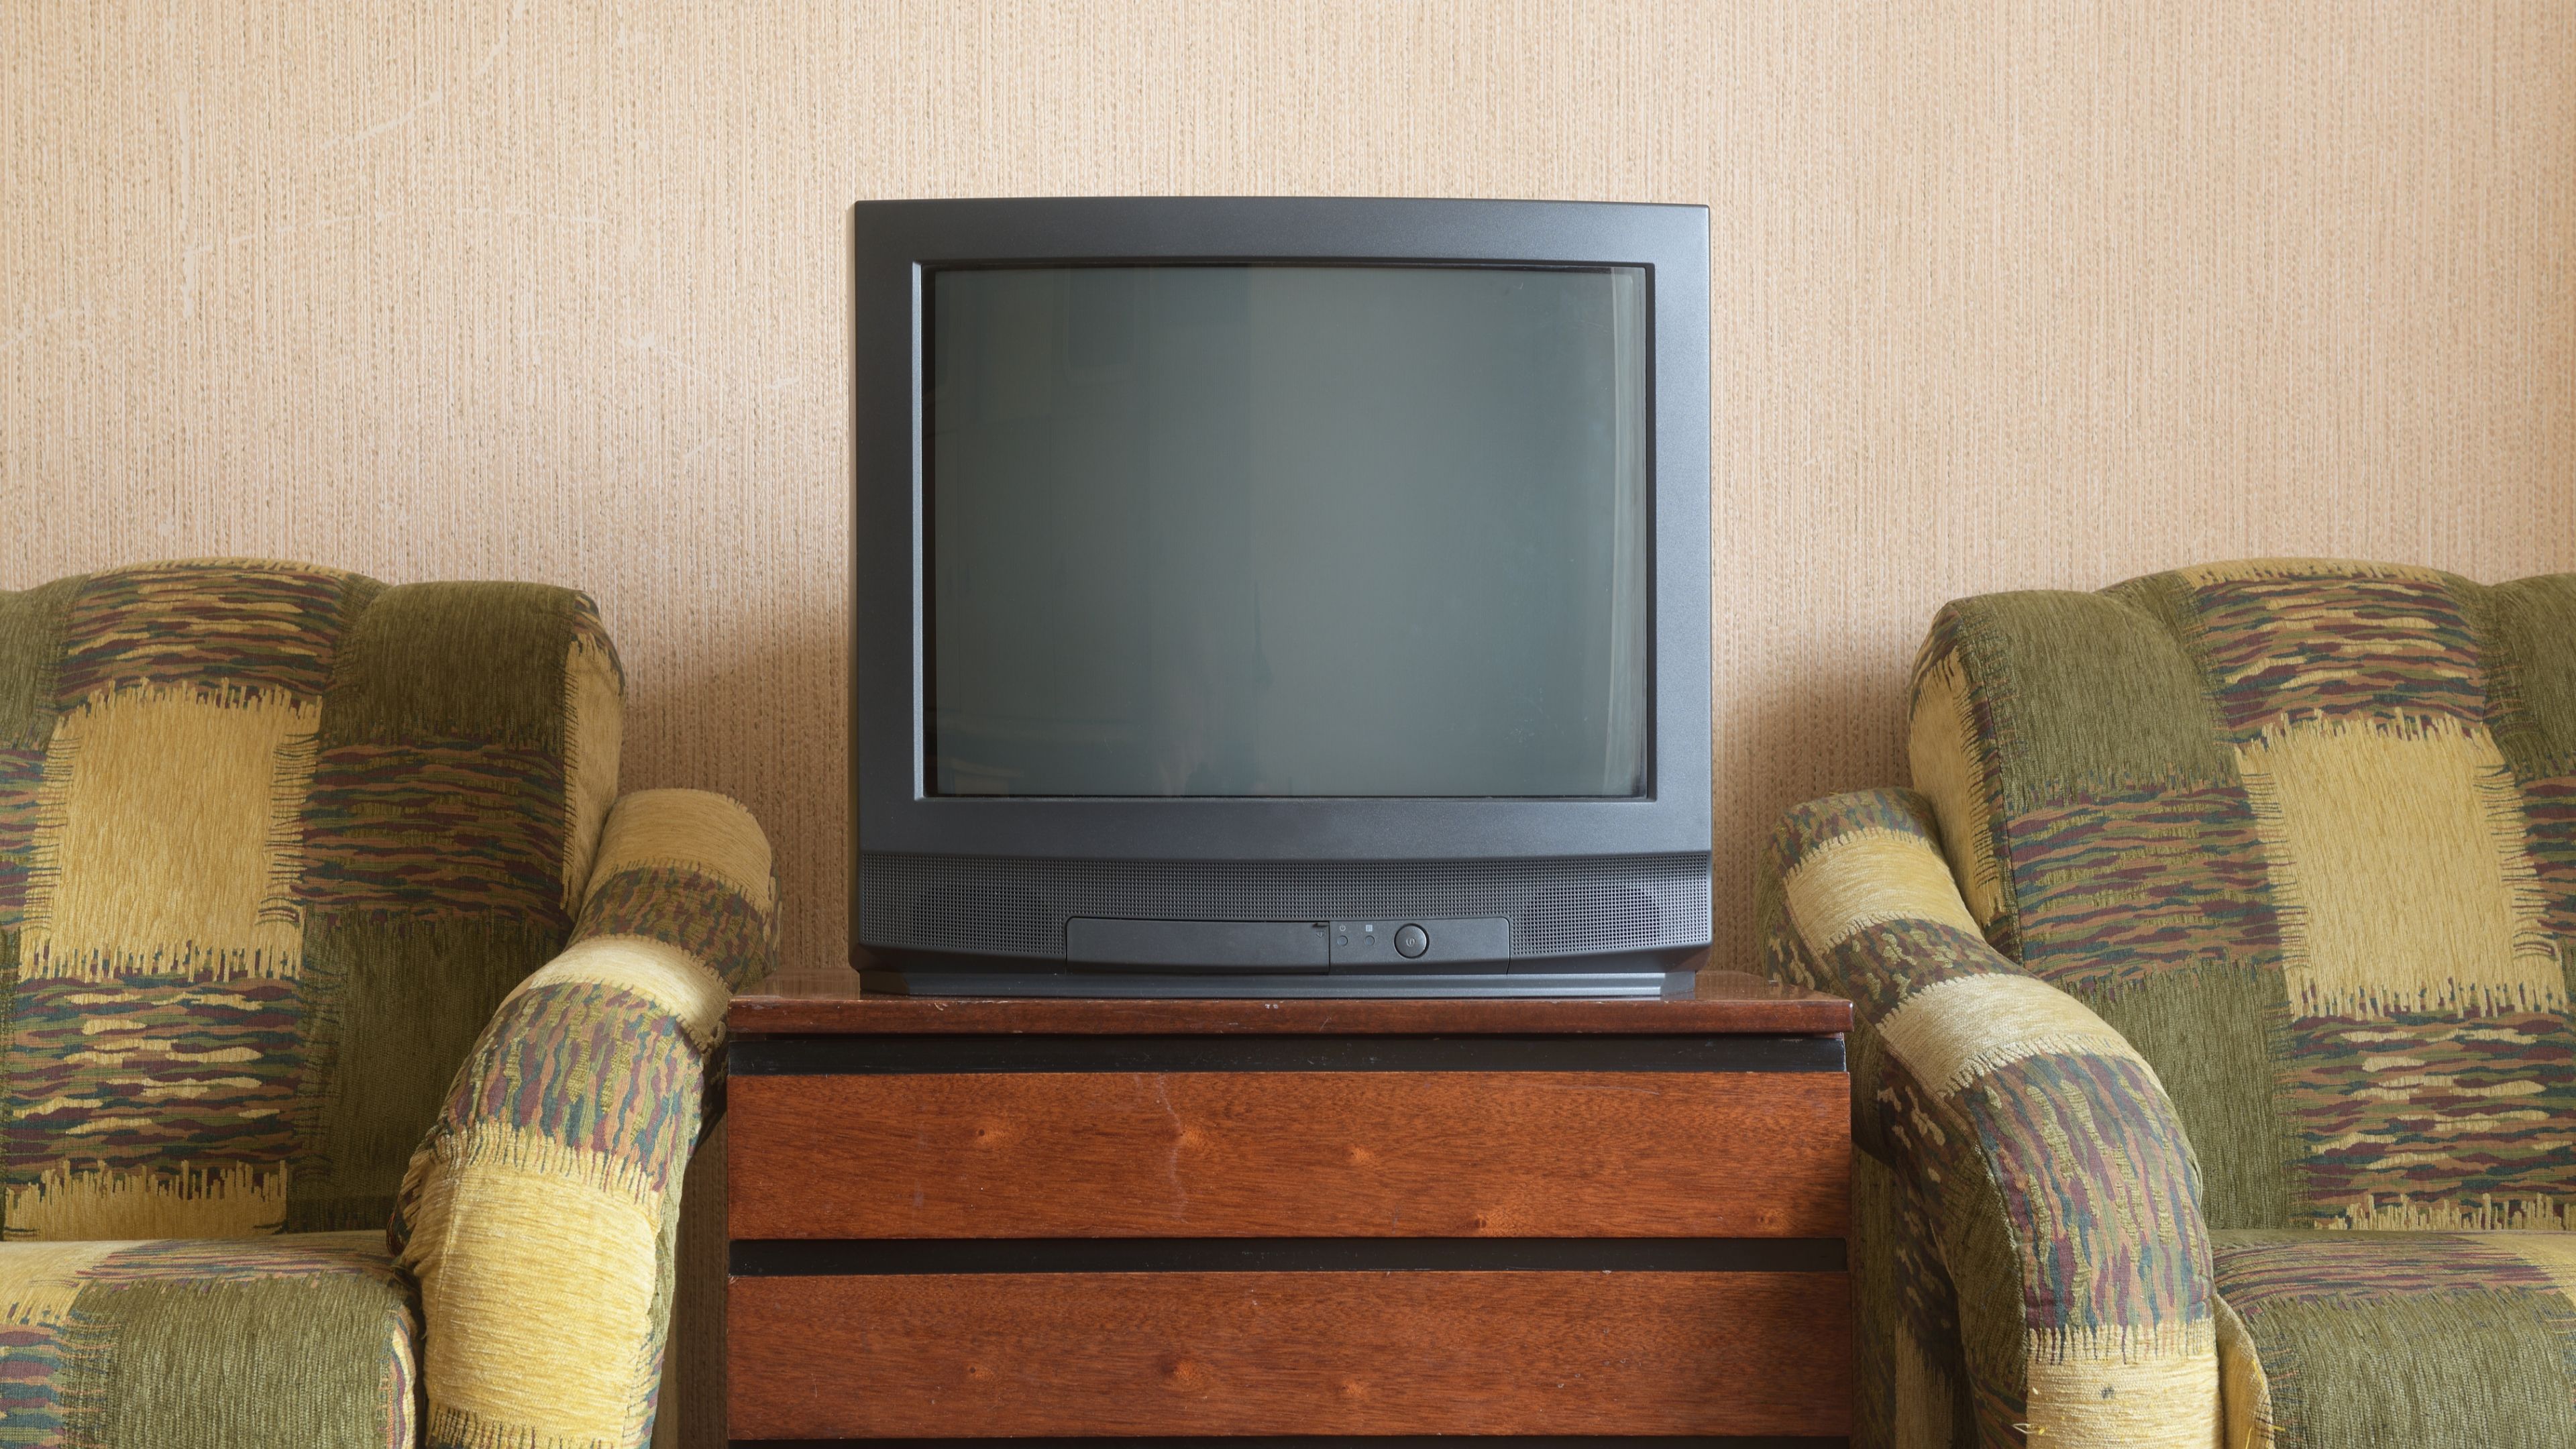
xmin=858 ymin=853 xmax=1712 ymax=960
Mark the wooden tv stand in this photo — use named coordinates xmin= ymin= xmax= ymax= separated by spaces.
xmin=724 ymin=967 xmax=1856 ymax=1444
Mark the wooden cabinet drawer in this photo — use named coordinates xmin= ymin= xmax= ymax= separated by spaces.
xmin=728 ymin=1268 xmax=1853 ymax=1439
xmin=728 ymin=1068 xmax=1848 ymax=1240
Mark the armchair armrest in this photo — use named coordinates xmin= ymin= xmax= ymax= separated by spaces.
xmin=392 ymin=788 xmax=780 ymax=1449
xmin=1758 ymin=789 xmax=2220 ymax=1447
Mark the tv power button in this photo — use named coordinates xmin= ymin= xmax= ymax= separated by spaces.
xmin=1393 ymin=924 xmax=1429 ymax=959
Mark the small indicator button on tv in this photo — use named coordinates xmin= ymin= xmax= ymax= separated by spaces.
xmin=1324 ymin=914 xmax=1505 ymax=969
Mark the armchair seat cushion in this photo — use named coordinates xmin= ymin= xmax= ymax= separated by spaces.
xmin=0 ymin=1230 xmax=415 ymax=1448
xmin=2213 ymin=1228 xmax=2576 ymax=1446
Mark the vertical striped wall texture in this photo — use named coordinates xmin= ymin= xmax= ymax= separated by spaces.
xmin=3 ymin=3 xmax=2570 ymax=971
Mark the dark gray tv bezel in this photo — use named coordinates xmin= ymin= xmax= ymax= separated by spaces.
xmin=852 ymin=196 xmax=1711 ymax=865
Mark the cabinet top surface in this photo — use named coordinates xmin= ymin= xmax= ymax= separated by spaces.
xmin=729 ymin=965 xmax=1851 ymax=1036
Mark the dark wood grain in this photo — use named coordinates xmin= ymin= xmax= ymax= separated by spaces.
xmin=727 ymin=1269 xmax=1851 ymax=1439
xmin=728 ymin=1069 xmax=1847 ymax=1240
xmin=729 ymin=963 xmax=1851 ymax=1036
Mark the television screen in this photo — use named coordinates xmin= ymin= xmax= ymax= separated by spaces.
xmin=924 ymin=263 xmax=1652 ymax=800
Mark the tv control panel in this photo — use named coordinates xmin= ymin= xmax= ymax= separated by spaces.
xmin=1063 ymin=915 xmax=1513 ymax=974
xmin=1328 ymin=916 xmax=1509 ymax=971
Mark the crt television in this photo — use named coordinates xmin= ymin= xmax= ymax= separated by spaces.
xmin=852 ymin=197 xmax=1711 ymax=998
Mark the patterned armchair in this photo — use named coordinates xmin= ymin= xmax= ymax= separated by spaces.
xmin=1759 ymin=559 xmax=2576 ymax=1448
xmin=0 ymin=561 xmax=777 ymax=1447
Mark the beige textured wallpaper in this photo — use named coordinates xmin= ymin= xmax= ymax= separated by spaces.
xmin=5 ymin=1 xmax=2571 ymax=976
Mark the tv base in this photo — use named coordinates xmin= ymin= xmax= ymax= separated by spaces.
xmin=855 ymin=969 xmax=1697 ymax=1000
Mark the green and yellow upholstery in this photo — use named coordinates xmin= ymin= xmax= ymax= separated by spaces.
xmin=1759 ymin=559 xmax=2576 ymax=1448
xmin=0 ymin=559 xmax=777 ymax=1448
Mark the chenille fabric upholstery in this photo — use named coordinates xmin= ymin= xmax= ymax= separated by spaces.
xmin=0 ymin=559 xmax=779 ymax=1448
xmin=0 ymin=1234 xmax=418 ymax=1445
xmin=1758 ymin=559 xmax=2576 ymax=1448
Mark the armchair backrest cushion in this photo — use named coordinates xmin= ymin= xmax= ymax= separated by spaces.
xmin=0 ymin=560 xmax=619 ymax=1238
xmin=1910 ymin=559 xmax=2576 ymax=1232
